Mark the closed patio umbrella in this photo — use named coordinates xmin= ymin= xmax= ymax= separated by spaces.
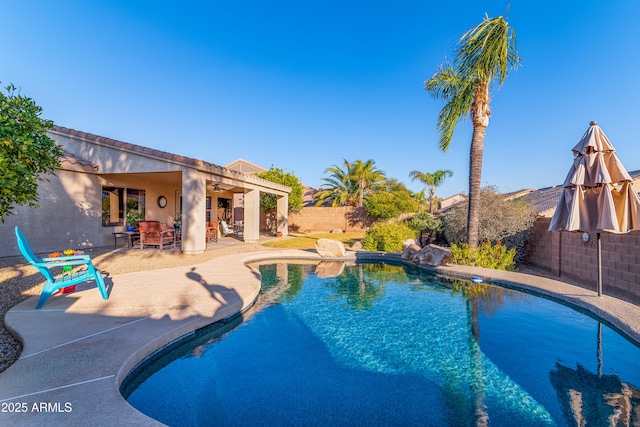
xmin=549 ymin=121 xmax=640 ymax=295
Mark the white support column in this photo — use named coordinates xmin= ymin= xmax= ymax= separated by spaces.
xmin=276 ymin=194 xmax=288 ymax=236
xmin=243 ymin=188 xmax=260 ymax=242
xmin=181 ymin=169 xmax=207 ymax=254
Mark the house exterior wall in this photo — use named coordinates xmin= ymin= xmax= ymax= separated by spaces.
xmin=527 ymin=217 xmax=640 ymax=305
xmin=0 ymin=168 xmax=104 ymax=257
xmin=288 ymin=206 xmax=374 ymax=232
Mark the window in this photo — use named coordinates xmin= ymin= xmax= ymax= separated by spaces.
xmin=102 ymin=187 xmax=145 ymax=227
xmin=206 ymin=196 xmax=212 ymax=222
xmin=127 ymin=189 xmax=146 ymax=220
xmin=102 ymin=187 xmax=123 ymax=226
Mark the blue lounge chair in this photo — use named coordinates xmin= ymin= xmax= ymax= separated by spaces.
xmin=14 ymin=226 xmax=109 ymax=309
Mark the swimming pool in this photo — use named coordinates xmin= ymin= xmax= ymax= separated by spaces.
xmin=124 ymin=262 xmax=640 ymax=426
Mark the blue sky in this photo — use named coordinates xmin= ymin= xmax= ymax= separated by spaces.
xmin=3 ymin=1 xmax=640 ymax=199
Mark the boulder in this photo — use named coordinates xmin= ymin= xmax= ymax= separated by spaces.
xmin=413 ymin=244 xmax=452 ymax=266
xmin=351 ymin=241 xmax=363 ymax=250
xmin=315 ymin=238 xmax=347 ymax=257
xmin=401 ymin=242 xmax=422 ymax=260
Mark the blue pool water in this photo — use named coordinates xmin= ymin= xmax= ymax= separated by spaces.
xmin=124 ymin=262 xmax=640 ymax=426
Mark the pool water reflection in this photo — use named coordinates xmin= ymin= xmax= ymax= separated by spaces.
xmin=124 ymin=262 xmax=640 ymax=426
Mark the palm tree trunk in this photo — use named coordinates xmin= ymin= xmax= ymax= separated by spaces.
xmin=467 ymin=129 xmax=485 ymax=249
xmin=467 ymin=83 xmax=490 ymax=249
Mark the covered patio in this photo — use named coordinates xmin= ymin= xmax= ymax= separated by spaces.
xmin=0 ymin=126 xmax=291 ymax=258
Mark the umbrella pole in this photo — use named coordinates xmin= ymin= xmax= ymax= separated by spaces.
xmin=596 ymin=232 xmax=602 ymax=296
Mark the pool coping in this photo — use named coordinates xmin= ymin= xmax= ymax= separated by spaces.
xmin=1 ymin=249 xmax=639 ymax=426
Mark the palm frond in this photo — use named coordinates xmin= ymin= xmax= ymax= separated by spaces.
xmin=425 ymin=63 xmax=462 ymax=101
xmin=457 ymin=15 xmax=521 ymax=85
xmin=435 ymin=80 xmax=475 ymax=151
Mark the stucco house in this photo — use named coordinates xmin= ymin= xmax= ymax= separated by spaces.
xmin=0 ymin=126 xmax=291 ymax=258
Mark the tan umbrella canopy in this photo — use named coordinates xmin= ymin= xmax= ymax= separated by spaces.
xmin=549 ymin=121 xmax=640 ymax=295
xmin=550 ymin=121 xmax=640 ymax=233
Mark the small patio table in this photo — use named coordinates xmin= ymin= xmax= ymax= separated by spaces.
xmin=112 ymin=231 xmax=140 ymax=249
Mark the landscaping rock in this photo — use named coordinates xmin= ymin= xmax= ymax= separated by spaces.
xmin=401 ymin=242 xmax=422 ymax=260
xmin=315 ymin=238 xmax=347 ymax=257
xmin=412 ymin=244 xmax=452 ymax=266
xmin=351 ymin=241 xmax=363 ymax=250
xmin=330 ymin=228 xmax=344 ymax=233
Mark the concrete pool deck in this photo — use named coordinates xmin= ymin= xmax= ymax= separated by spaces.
xmin=1 ymin=250 xmax=639 ymax=426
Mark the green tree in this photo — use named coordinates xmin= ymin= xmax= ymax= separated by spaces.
xmin=425 ymin=15 xmax=520 ymax=249
xmin=0 ymin=84 xmax=63 ymax=221
xmin=257 ymin=167 xmax=303 ymax=227
xmin=409 ymin=169 xmax=454 ymax=214
xmin=364 ymin=178 xmax=417 ymax=220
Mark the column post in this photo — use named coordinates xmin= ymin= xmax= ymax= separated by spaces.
xmin=243 ymin=189 xmax=260 ymax=242
xmin=181 ymin=169 xmax=206 ymax=254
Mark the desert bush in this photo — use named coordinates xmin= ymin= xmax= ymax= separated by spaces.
xmin=362 ymin=222 xmax=416 ymax=252
xmin=443 ymin=186 xmax=535 ymax=263
xmin=450 ymin=241 xmax=517 ymax=271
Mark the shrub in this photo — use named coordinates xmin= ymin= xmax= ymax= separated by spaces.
xmin=362 ymin=222 xmax=416 ymax=252
xmin=443 ymin=186 xmax=535 ymax=263
xmin=450 ymin=241 xmax=517 ymax=271
xmin=408 ymin=211 xmax=443 ymax=232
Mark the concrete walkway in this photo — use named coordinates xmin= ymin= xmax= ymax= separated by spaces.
xmin=1 ymin=250 xmax=639 ymax=426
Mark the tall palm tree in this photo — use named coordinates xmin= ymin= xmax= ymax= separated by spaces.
xmin=425 ymin=15 xmax=520 ymax=249
xmin=348 ymin=159 xmax=386 ymax=208
xmin=409 ymin=169 xmax=454 ymax=214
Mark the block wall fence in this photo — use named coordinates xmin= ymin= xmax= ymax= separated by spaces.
xmin=527 ymin=217 xmax=640 ymax=305
xmin=287 ymin=206 xmax=374 ymax=233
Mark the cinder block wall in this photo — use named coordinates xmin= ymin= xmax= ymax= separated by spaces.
xmin=527 ymin=217 xmax=640 ymax=304
xmin=288 ymin=206 xmax=374 ymax=232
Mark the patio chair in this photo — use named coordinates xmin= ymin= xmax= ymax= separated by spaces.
xmin=14 ymin=227 xmax=109 ymax=309
xmin=219 ymin=220 xmax=235 ymax=237
xmin=138 ymin=220 xmax=175 ymax=250
xmin=206 ymin=221 xmax=218 ymax=243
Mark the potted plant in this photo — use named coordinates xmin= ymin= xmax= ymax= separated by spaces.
xmin=172 ymin=214 xmax=182 ymax=230
xmin=126 ymin=210 xmax=144 ymax=231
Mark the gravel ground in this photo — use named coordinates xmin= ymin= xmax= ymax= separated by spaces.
xmin=0 ymin=241 xmax=275 ymax=373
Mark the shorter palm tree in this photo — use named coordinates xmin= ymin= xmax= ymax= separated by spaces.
xmin=350 ymin=159 xmax=386 ymax=208
xmin=314 ymin=159 xmax=386 ymax=208
xmin=313 ymin=162 xmax=358 ymax=207
xmin=409 ymin=169 xmax=453 ymax=214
